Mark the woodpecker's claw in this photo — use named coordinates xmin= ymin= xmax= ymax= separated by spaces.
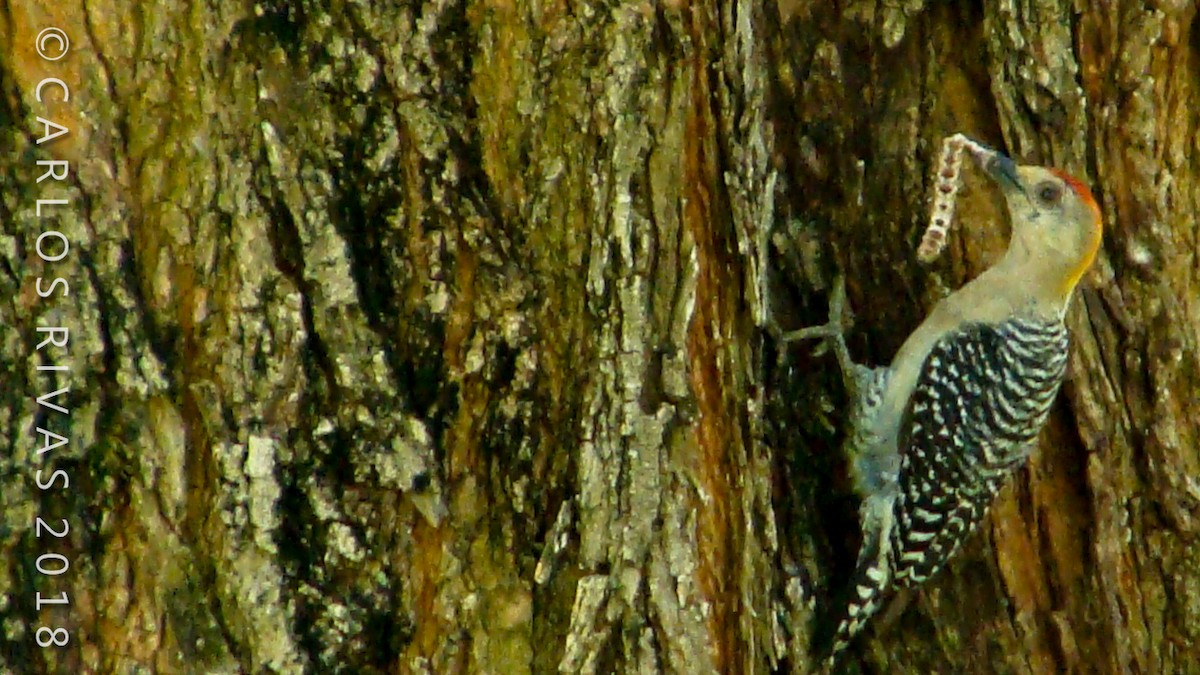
xmin=775 ymin=274 xmax=858 ymax=391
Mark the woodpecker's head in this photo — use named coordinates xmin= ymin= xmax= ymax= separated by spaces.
xmin=984 ymin=153 xmax=1103 ymax=300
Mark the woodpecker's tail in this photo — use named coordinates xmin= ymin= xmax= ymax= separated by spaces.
xmin=815 ymin=496 xmax=895 ymax=672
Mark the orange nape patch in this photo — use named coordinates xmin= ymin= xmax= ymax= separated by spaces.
xmin=1049 ymin=168 xmax=1102 ymax=225
xmin=1049 ymin=167 xmax=1104 ymax=295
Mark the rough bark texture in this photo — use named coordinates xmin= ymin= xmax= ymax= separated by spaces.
xmin=0 ymin=0 xmax=1196 ymax=673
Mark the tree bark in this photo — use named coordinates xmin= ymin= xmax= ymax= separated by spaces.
xmin=1 ymin=0 xmax=1197 ymax=673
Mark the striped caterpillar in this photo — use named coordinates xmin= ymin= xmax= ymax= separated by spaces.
xmin=918 ymin=133 xmax=995 ymax=263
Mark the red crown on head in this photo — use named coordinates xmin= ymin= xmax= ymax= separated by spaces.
xmin=1049 ymin=168 xmax=1101 ymax=223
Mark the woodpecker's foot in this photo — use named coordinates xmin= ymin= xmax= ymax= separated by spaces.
xmin=774 ymin=274 xmax=857 ymax=386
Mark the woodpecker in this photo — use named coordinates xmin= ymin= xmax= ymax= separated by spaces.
xmin=793 ymin=146 xmax=1103 ymax=671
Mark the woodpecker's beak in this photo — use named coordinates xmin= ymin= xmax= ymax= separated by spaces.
xmin=985 ymin=153 xmax=1025 ymax=196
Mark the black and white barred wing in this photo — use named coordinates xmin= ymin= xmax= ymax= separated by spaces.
xmin=819 ymin=318 xmax=1067 ymax=670
xmin=892 ymin=318 xmax=1068 ymax=587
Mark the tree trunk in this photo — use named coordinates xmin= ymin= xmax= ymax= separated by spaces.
xmin=1 ymin=0 xmax=1196 ymax=673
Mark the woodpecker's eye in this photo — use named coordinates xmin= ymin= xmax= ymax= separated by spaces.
xmin=1035 ymin=182 xmax=1063 ymax=206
